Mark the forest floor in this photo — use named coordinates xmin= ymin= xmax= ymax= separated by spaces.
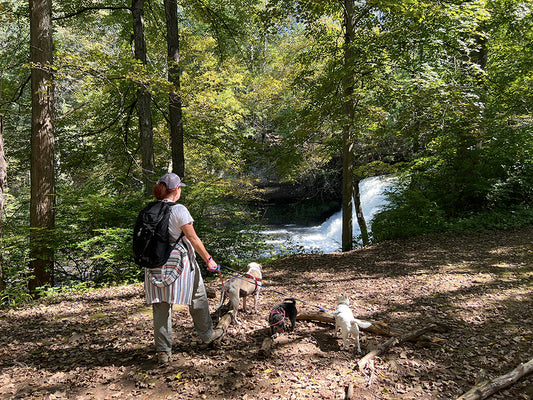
xmin=1 ymin=227 xmax=532 ymax=400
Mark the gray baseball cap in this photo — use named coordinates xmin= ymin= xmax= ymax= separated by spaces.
xmin=158 ymin=173 xmax=186 ymax=189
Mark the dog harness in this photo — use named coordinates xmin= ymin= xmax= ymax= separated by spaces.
xmin=269 ymin=308 xmax=286 ymax=331
xmin=244 ymin=273 xmax=262 ymax=295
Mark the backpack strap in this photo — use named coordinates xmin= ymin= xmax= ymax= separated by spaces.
xmin=165 ymin=201 xmax=184 ymax=250
xmin=168 ymin=231 xmax=184 ymax=254
xmin=176 ymin=231 xmax=185 ymax=244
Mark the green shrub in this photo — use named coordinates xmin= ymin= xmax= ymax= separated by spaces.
xmin=372 ymin=182 xmax=447 ymax=241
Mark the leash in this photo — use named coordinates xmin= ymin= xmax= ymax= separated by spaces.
xmin=214 ymin=265 xmax=331 ymax=313
xmin=216 ymin=269 xmax=231 ymax=304
xmin=218 ymin=265 xmax=263 ymax=293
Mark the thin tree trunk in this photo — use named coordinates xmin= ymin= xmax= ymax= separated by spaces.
xmin=132 ymin=0 xmax=155 ymax=196
xmin=341 ymin=0 xmax=356 ymax=252
xmin=354 ymin=177 xmax=369 ymax=245
xmin=164 ymin=0 xmax=185 ymax=177
xmin=0 ymin=116 xmax=6 ymax=291
xmin=29 ymin=0 xmax=55 ymax=293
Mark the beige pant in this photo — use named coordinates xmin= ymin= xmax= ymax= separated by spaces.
xmin=152 ymin=262 xmax=213 ymax=354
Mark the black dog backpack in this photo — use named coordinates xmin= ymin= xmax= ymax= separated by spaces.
xmin=133 ymin=200 xmax=181 ymax=268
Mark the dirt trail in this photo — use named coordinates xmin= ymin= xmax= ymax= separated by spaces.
xmin=1 ymin=228 xmax=532 ymax=399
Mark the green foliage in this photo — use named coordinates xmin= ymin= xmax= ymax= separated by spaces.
xmin=1 ymin=285 xmax=33 ymax=308
xmin=373 ymin=200 xmax=533 ymax=242
xmin=372 ymin=176 xmax=447 ymax=240
xmin=2 ymin=0 xmax=533 ymax=304
xmin=52 ymin=188 xmax=145 ymax=285
xmin=372 ymin=141 xmax=533 ymax=241
xmin=34 ymin=281 xmax=95 ymax=303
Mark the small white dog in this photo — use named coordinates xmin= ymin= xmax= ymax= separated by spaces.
xmin=215 ymin=262 xmax=262 ymax=324
xmin=334 ymin=294 xmax=371 ymax=353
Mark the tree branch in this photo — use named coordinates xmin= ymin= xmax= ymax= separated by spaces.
xmin=53 ymin=6 xmax=131 ymax=22
xmin=456 ymin=359 xmax=533 ymax=400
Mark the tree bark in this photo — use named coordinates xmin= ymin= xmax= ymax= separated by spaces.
xmin=215 ymin=310 xmax=233 ymax=332
xmin=0 ymin=116 xmax=6 ymax=291
xmin=132 ymin=0 xmax=155 ymax=196
xmin=164 ymin=0 xmax=185 ymax=178
xmin=29 ymin=0 xmax=55 ymax=293
xmin=354 ymin=177 xmax=369 ymax=245
xmin=341 ymin=0 xmax=356 ymax=252
xmin=456 ymin=359 xmax=533 ymax=400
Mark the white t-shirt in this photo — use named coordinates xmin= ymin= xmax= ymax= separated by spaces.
xmin=166 ymin=202 xmax=194 ymax=242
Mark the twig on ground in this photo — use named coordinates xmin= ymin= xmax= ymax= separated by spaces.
xmin=358 ymin=324 xmax=441 ymax=372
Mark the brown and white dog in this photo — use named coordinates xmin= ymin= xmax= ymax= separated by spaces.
xmin=334 ymin=294 xmax=371 ymax=353
xmin=215 ymin=262 xmax=262 ymax=324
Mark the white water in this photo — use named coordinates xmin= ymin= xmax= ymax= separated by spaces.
xmin=261 ymin=175 xmax=395 ymax=254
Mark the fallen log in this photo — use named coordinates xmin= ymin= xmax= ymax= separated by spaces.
xmin=358 ymin=324 xmax=439 ymax=371
xmin=297 ymin=311 xmax=400 ymax=337
xmin=259 ymin=336 xmax=274 ymax=358
xmin=209 ymin=310 xmax=235 ymax=348
xmin=296 ymin=311 xmax=335 ymax=324
xmin=456 ymin=358 xmax=533 ymax=400
xmin=215 ymin=310 xmax=235 ymax=332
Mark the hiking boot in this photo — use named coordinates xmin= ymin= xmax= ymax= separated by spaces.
xmin=207 ymin=328 xmax=224 ymax=344
xmin=157 ymin=352 xmax=170 ymax=364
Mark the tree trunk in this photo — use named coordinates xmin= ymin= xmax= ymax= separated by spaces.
xmin=164 ymin=0 xmax=185 ymax=177
xmin=0 ymin=116 xmax=6 ymax=291
xmin=354 ymin=177 xmax=369 ymax=245
xmin=29 ymin=0 xmax=55 ymax=293
xmin=132 ymin=0 xmax=155 ymax=196
xmin=341 ymin=0 xmax=356 ymax=252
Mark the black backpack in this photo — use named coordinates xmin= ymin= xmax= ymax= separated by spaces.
xmin=133 ymin=200 xmax=183 ymax=268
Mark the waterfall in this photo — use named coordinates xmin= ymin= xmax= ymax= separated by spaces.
xmin=261 ymin=175 xmax=395 ymax=253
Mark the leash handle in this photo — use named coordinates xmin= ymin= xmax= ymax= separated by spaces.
xmin=208 ymin=263 xmax=221 ymax=272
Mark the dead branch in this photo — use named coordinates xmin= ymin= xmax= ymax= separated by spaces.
xmin=456 ymin=358 xmax=533 ymax=400
xmin=209 ymin=310 xmax=235 ymax=348
xmin=297 ymin=311 xmax=335 ymax=324
xmin=358 ymin=324 xmax=439 ymax=371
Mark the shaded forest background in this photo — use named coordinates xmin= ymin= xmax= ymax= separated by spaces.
xmin=0 ymin=0 xmax=532 ymax=303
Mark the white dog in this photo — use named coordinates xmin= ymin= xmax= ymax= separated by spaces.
xmin=334 ymin=294 xmax=371 ymax=353
xmin=215 ymin=262 xmax=262 ymax=324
